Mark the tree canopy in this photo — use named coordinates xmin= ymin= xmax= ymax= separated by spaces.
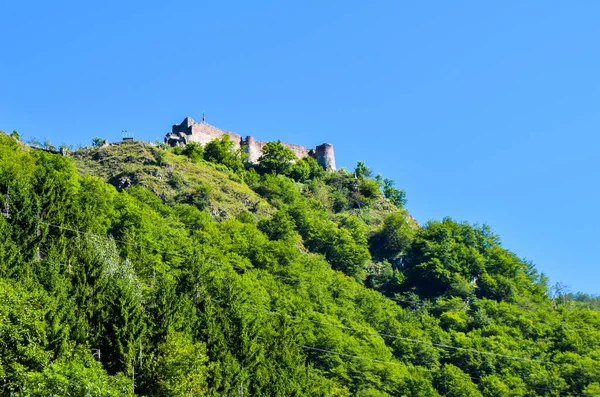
xmin=0 ymin=131 xmax=598 ymax=396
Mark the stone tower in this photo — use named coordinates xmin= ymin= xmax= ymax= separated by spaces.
xmin=314 ymin=143 xmax=336 ymax=171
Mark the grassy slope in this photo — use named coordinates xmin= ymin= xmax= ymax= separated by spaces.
xmin=72 ymin=141 xmax=272 ymax=219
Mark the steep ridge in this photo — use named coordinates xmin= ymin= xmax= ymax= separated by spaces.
xmin=0 ymin=131 xmax=599 ymax=396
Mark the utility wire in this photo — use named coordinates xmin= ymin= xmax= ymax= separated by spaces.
xmin=297 ymin=345 xmax=597 ymax=397
xmin=217 ymin=300 xmax=598 ymax=397
xmin=39 ymin=222 xmax=186 ymax=257
xmin=246 ymin=306 xmax=545 ymax=363
xmin=41 ymin=222 xmax=598 ymax=374
xmin=40 ymin=222 xmax=422 ymax=306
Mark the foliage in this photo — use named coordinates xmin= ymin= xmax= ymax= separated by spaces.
xmin=182 ymin=142 xmax=204 ymax=163
xmin=203 ymin=135 xmax=244 ymax=173
xmin=370 ymin=212 xmax=415 ymax=261
xmin=0 ymin=133 xmax=598 ymax=396
xmin=154 ymin=148 xmax=168 ymax=166
xmin=92 ymin=137 xmax=105 ymax=148
xmin=383 ymin=178 xmax=407 ymax=207
xmin=258 ymin=140 xmax=297 ymax=176
xmin=354 ymin=161 xmax=372 ymax=179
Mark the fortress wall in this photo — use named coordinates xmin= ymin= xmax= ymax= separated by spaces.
xmin=168 ymin=117 xmax=336 ymax=170
xmin=190 ymin=123 xmax=242 ymax=149
xmin=172 ymin=117 xmax=194 ymax=134
xmin=244 ymin=136 xmax=266 ymax=164
xmin=243 ymin=139 xmax=310 ymax=164
xmin=282 ymin=143 xmax=310 ymax=159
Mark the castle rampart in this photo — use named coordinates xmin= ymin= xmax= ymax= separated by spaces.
xmin=165 ymin=117 xmax=336 ymax=170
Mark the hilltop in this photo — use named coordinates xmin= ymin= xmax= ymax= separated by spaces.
xmin=0 ymin=130 xmax=599 ymax=396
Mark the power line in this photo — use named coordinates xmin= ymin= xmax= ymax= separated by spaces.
xmin=40 ymin=222 xmax=186 ymax=257
xmin=42 ymin=222 xmax=597 ymax=359
xmin=41 ymin=222 xmax=599 ymax=379
xmin=246 ymin=306 xmax=546 ymax=363
xmin=297 ymin=345 xmax=597 ymax=397
xmin=41 ymin=221 xmax=423 ymax=306
xmin=225 ymin=301 xmax=598 ymax=397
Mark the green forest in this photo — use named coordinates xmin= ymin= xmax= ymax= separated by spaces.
xmin=0 ymin=131 xmax=598 ymax=396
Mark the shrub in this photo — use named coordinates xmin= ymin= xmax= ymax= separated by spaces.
xmin=168 ymin=172 xmax=184 ymax=189
xmin=182 ymin=142 xmax=204 ymax=163
xmin=155 ymin=149 xmax=168 ymax=166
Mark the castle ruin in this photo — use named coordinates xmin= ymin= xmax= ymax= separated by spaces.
xmin=164 ymin=117 xmax=336 ymax=170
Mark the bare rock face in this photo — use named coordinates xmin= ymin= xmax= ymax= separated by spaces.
xmin=165 ymin=117 xmax=337 ymax=170
xmin=109 ymin=173 xmax=136 ymax=192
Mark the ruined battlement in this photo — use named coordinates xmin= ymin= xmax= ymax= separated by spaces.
xmin=165 ymin=117 xmax=336 ymax=171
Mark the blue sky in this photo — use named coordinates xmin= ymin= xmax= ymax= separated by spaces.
xmin=1 ymin=1 xmax=599 ymax=293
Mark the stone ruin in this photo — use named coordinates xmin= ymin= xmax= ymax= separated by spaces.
xmin=164 ymin=117 xmax=336 ymax=171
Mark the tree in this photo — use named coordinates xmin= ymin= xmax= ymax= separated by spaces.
xmin=59 ymin=143 xmax=73 ymax=153
xmin=154 ymin=332 xmax=209 ymax=396
xmin=370 ymin=212 xmax=414 ymax=261
xmin=22 ymin=347 xmax=134 ymax=396
xmin=43 ymin=138 xmax=56 ymax=151
xmin=290 ymin=159 xmax=310 ymax=182
xmin=10 ymin=130 xmax=20 ymax=140
xmin=28 ymin=137 xmax=42 ymax=148
xmin=434 ymin=364 xmax=482 ymax=397
xmin=383 ymin=178 xmax=407 ymax=208
xmin=91 ymin=137 xmax=106 ymax=148
xmin=203 ymin=135 xmax=244 ymax=173
xmin=358 ymin=179 xmax=381 ymax=203
xmin=354 ymin=161 xmax=372 ymax=179
xmin=258 ymin=210 xmax=297 ymax=240
xmin=258 ymin=141 xmax=297 ymax=176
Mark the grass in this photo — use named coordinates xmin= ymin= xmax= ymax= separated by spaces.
xmin=72 ymin=141 xmax=272 ymax=219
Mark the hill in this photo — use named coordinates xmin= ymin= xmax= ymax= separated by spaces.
xmin=0 ymin=132 xmax=599 ymax=396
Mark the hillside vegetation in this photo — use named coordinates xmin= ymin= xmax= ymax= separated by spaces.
xmin=0 ymin=132 xmax=599 ymax=396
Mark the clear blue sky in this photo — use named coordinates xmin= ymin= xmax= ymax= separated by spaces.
xmin=1 ymin=1 xmax=599 ymax=294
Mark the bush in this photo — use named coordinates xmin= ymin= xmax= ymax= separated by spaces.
xmin=182 ymin=142 xmax=204 ymax=163
xmin=168 ymin=172 xmax=184 ymax=189
xmin=191 ymin=184 xmax=211 ymax=209
xmin=155 ymin=149 xmax=168 ymax=166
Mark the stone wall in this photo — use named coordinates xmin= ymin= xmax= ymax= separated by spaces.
xmin=165 ymin=117 xmax=336 ymax=170
xmin=191 ymin=122 xmax=242 ymax=148
xmin=244 ymin=136 xmax=265 ymax=164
